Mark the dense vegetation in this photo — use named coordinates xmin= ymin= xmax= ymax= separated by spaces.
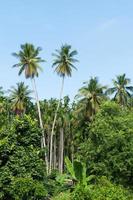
xmin=0 ymin=43 xmax=133 ymax=199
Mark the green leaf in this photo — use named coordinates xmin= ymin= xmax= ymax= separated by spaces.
xmin=65 ymin=157 xmax=76 ymax=180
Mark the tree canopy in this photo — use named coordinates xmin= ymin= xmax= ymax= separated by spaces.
xmin=0 ymin=44 xmax=133 ymax=200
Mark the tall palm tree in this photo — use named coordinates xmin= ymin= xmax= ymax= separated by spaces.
xmin=76 ymin=77 xmax=106 ymax=120
xmin=49 ymin=44 xmax=78 ymax=173
xmin=9 ymin=82 xmax=31 ymax=115
xmin=105 ymin=74 xmax=133 ymax=106
xmin=12 ymin=43 xmax=49 ymax=173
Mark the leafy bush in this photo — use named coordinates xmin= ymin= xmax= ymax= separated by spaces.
xmin=52 ymin=177 xmax=133 ymax=200
xmin=72 ymin=184 xmax=92 ymax=200
xmin=51 ymin=191 xmax=72 ymax=200
xmin=91 ymin=177 xmax=133 ymax=200
xmin=0 ymin=115 xmax=49 ymax=199
xmin=10 ymin=177 xmax=48 ymax=200
xmin=79 ymin=102 xmax=133 ymax=187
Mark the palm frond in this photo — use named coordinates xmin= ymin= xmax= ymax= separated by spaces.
xmin=52 ymin=44 xmax=78 ymax=77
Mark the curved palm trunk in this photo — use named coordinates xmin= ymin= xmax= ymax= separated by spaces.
xmin=32 ymin=78 xmax=49 ymax=174
xmin=49 ymin=77 xmax=64 ymax=173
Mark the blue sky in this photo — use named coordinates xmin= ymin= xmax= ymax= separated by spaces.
xmin=0 ymin=0 xmax=133 ymax=100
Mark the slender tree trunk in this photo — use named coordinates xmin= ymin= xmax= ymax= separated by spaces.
xmin=47 ymin=128 xmax=50 ymax=163
xmin=71 ymin=128 xmax=74 ymax=164
xmin=49 ymin=77 xmax=64 ymax=173
xmin=59 ymin=127 xmax=64 ymax=173
xmin=53 ymin=135 xmax=57 ymax=169
xmin=32 ymin=78 xmax=49 ymax=174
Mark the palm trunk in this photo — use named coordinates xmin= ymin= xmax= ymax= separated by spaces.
xmin=32 ymin=78 xmax=49 ymax=174
xmin=49 ymin=77 xmax=64 ymax=173
xmin=71 ymin=128 xmax=74 ymax=164
xmin=53 ymin=135 xmax=57 ymax=169
xmin=47 ymin=128 xmax=50 ymax=163
xmin=59 ymin=127 xmax=64 ymax=173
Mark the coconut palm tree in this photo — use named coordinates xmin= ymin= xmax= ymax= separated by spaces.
xmin=49 ymin=44 xmax=78 ymax=173
xmin=12 ymin=43 xmax=49 ymax=173
xmin=9 ymin=82 xmax=31 ymax=115
xmin=0 ymin=87 xmax=4 ymax=97
xmin=76 ymin=77 xmax=106 ymax=120
xmin=106 ymin=74 xmax=133 ymax=106
xmin=0 ymin=87 xmax=5 ymax=114
xmin=0 ymin=88 xmax=12 ymax=125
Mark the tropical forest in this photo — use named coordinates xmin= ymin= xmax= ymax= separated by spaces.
xmin=0 ymin=42 xmax=133 ymax=200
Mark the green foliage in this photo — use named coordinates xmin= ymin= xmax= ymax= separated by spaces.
xmin=79 ymin=101 xmax=133 ymax=186
xmin=65 ymin=157 xmax=76 ymax=180
xmin=13 ymin=115 xmax=41 ymax=147
xmin=52 ymin=44 xmax=78 ymax=77
xmin=72 ymin=178 xmax=133 ymax=200
xmin=0 ymin=115 xmax=48 ymax=199
xmin=52 ymin=177 xmax=133 ymax=200
xmin=76 ymin=77 xmax=106 ymax=120
xmin=9 ymin=82 xmax=32 ymax=114
xmin=51 ymin=191 xmax=72 ymax=200
xmin=91 ymin=177 xmax=133 ymax=200
xmin=105 ymin=74 xmax=133 ymax=106
xmin=12 ymin=43 xmax=45 ymax=79
xmin=73 ymin=161 xmax=84 ymax=183
xmin=1 ymin=72 xmax=133 ymax=199
xmin=10 ymin=177 xmax=48 ymax=200
xmin=72 ymin=184 xmax=92 ymax=200
xmin=65 ymin=157 xmax=95 ymax=187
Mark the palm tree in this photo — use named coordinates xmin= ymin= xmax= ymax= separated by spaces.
xmin=0 ymin=88 xmax=12 ymax=124
xmin=76 ymin=77 xmax=106 ymax=120
xmin=106 ymin=74 xmax=133 ymax=106
xmin=0 ymin=87 xmax=4 ymax=97
xmin=9 ymin=82 xmax=31 ymax=115
xmin=12 ymin=43 xmax=49 ymax=173
xmin=49 ymin=44 xmax=78 ymax=173
xmin=0 ymin=87 xmax=5 ymax=113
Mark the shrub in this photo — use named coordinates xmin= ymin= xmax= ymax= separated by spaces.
xmin=79 ymin=102 xmax=133 ymax=186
